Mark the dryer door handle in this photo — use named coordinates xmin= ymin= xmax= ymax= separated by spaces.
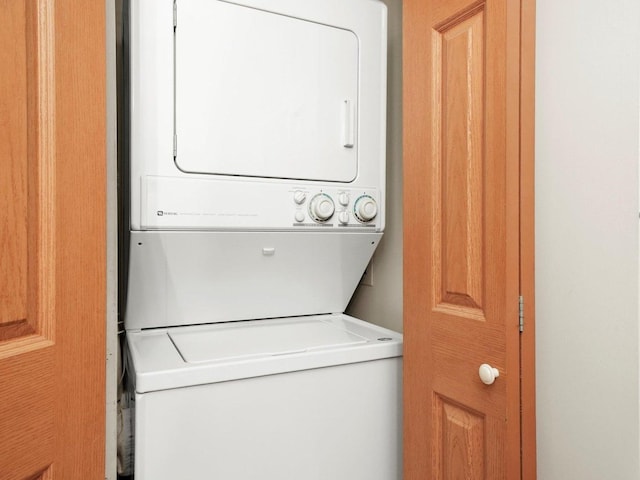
xmin=342 ymin=99 xmax=355 ymax=148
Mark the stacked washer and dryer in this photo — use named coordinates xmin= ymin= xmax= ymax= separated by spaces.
xmin=123 ymin=0 xmax=402 ymax=478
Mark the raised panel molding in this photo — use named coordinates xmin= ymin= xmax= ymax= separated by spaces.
xmin=28 ymin=465 xmax=53 ymax=480
xmin=432 ymin=3 xmax=486 ymax=320
xmin=1 ymin=0 xmax=29 ymax=332
xmin=0 ymin=0 xmax=56 ymax=352
xmin=434 ymin=394 xmax=485 ymax=479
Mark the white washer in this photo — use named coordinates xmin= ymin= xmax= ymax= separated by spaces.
xmin=127 ymin=315 xmax=401 ymax=479
xmin=124 ymin=0 xmax=401 ymax=478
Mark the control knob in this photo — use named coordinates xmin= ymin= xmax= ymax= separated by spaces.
xmin=293 ymin=190 xmax=307 ymax=205
xmin=354 ymin=195 xmax=378 ymax=223
xmin=309 ymin=194 xmax=335 ymax=223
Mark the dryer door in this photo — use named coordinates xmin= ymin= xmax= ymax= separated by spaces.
xmin=174 ymin=0 xmax=359 ymax=182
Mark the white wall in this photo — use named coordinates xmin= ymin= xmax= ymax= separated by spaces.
xmin=536 ymin=1 xmax=640 ymax=478
xmin=347 ymin=0 xmax=403 ymax=333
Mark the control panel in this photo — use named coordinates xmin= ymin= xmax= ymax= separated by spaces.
xmin=140 ymin=176 xmax=383 ymax=231
xmin=291 ymin=189 xmax=379 ymax=228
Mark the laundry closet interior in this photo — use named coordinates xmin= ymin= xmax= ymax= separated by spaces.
xmin=115 ymin=0 xmax=405 ymax=478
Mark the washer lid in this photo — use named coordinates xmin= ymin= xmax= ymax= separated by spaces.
xmin=169 ymin=318 xmax=368 ymax=364
xmin=127 ymin=314 xmax=402 ymax=393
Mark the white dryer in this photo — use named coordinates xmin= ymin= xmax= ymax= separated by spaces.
xmin=124 ymin=0 xmax=402 ymax=478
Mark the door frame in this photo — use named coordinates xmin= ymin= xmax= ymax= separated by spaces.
xmin=520 ymin=0 xmax=536 ymax=478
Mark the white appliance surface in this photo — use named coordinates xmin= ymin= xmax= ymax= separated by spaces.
xmin=170 ymin=318 xmax=368 ymax=363
xmin=125 ymin=1 xmax=399 ymax=478
xmin=140 ymin=176 xmax=382 ymax=231
xmin=128 ymin=0 xmax=387 ymax=231
xmin=176 ymin=0 xmax=359 ymax=182
xmin=127 ymin=314 xmax=402 ymax=393
xmin=129 ymin=314 xmax=402 ymax=480
xmin=133 ymin=355 xmax=402 ymax=480
xmin=125 ymin=231 xmax=382 ymax=330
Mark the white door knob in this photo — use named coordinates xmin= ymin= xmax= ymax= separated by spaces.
xmin=478 ymin=364 xmax=500 ymax=385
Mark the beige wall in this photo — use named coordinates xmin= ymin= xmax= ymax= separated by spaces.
xmin=347 ymin=0 xmax=403 ymax=333
xmin=535 ymin=0 xmax=640 ymax=477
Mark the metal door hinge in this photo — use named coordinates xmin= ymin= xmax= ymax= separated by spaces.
xmin=518 ymin=295 xmax=524 ymax=333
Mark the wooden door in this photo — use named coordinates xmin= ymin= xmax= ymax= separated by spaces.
xmin=403 ymin=0 xmax=535 ymax=478
xmin=0 ymin=1 xmax=106 ymax=479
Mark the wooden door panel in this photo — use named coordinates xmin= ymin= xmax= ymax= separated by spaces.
xmin=1 ymin=0 xmax=29 ymax=335
xmin=0 ymin=0 xmax=56 ymax=344
xmin=0 ymin=2 xmax=57 ymax=478
xmin=434 ymin=397 xmax=485 ymax=479
xmin=433 ymin=5 xmax=484 ymax=316
xmin=0 ymin=350 xmax=54 ymax=478
xmin=404 ymin=0 xmax=522 ymax=478
xmin=0 ymin=0 xmax=106 ymax=478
